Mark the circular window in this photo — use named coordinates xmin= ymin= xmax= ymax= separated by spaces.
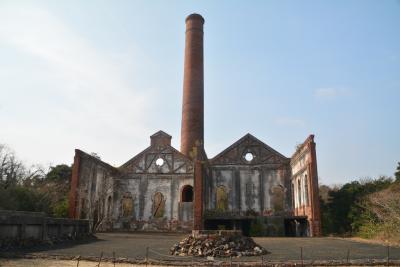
xmin=244 ymin=152 xmax=254 ymax=162
xmin=155 ymin=158 xmax=164 ymax=166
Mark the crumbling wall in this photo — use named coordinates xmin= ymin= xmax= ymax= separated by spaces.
xmin=290 ymin=135 xmax=321 ymax=236
xmin=112 ymin=175 xmax=193 ymax=231
xmin=70 ymin=150 xmax=117 ymax=231
xmin=111 ymin=131 xmax=195 ymax=232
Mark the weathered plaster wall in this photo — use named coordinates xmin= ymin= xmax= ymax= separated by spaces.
xmin=74 ymin=152 xmax=116 ymax=228
xmin=207 ymin=166 xmax=291 ymax=216
xmin=205 ymin=134 xmax=292 ymax=217
xmin=112 ymin=175 xmax=193 ymax=231
xmin=111 ymin=131 xmax=195 ymax=232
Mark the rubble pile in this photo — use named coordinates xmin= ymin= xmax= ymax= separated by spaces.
xmin=170 ymin=234 xmax=268 ymax=257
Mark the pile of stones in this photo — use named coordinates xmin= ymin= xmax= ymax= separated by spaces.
xmin=170 ymin=233 xmax=268 ymax=257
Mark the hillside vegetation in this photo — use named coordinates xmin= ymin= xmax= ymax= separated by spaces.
xmin=0 ymin=144 xmax=71 ymax=217
xmin=320 ymin=163 xmax=400 ymax=243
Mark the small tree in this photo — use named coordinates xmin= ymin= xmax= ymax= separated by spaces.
xmin=395 ymin=162 xmax=400 ymax=182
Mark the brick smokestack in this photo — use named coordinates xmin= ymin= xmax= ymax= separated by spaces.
xmin=180 ymin=13 xmax=204 ymax=158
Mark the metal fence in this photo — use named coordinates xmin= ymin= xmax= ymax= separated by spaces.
xmin=68 ymin=245 xmax=400 ymax=266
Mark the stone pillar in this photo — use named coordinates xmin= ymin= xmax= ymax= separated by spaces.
xmin=68 ymin=149 xmax=81 ymax=218
xmin=180 ymin=13 xmax=205 ymax=158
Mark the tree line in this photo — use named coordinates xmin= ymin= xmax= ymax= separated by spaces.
xmin=0 ymin=144 xmax=71 ymax=217
xmin=320 ymin=163 xmax=400 ymax=242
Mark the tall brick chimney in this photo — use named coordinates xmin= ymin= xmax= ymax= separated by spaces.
xmin=180 ymin=13 xmax=205 ymax=158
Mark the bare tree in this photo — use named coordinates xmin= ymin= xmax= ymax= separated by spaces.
xmin=0 ymin=144 xmax=25 ymax=188
xmin=0 ymin=144 xmax=46 ymax=188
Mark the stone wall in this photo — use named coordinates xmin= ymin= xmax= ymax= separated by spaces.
xmin=0 ymin=210 xmax=89 ymax=242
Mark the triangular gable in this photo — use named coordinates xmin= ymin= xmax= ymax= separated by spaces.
xmin=119 ymin=145 xmax=193 ymax=174
xmin=210 ymin=133 xmax=289 ymax=165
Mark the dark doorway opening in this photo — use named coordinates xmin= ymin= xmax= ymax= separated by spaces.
xmin=241 ymin=219 xmax=251 ymax=236
xmin=284 ymin=218 xmax=309 ymax=237
xmin=284 ymin=219 xmax=296 ymax=237
xmin=181 ymin=185 xmax=193 ymax=202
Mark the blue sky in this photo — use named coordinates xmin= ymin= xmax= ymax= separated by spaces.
xmin=0 ymin=0 xmax=399 ymax=185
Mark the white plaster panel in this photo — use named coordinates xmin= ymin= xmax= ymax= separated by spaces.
xmin=239 ymin=169 xmax=260 ymax=212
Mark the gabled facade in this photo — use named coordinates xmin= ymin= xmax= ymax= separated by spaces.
xmin=69 ymin=131 xmax=321 ymax=236
xmin=69 ymin=131 xmax=195 ymax=232
xmin=69 ymin=13 xmax=321 ymax=236
xmin=206 ymin=134 xmax=291 ymax=218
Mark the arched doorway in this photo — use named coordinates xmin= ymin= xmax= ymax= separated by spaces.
xmin=181 ymin=185 xmax=193 ymax=202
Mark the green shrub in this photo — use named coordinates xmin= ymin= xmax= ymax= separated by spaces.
xmin=52 ymin=198 xmax=69 ymax=218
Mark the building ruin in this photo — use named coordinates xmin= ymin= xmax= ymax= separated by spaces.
xmin=68 ymin=14 xmax=321 ymax=237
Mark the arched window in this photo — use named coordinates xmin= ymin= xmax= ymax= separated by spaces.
xmin=107 ymin=196 xmax=112 ymax=217
xmin=297 ymin=179 xmax=302 ymax=206
xmin=304 ymin=174 xmax=309 ymax=206
xmin=181 ymin=185 xmax=193 ymax=202
xmin=291 ymin=183 xmax=295 ymax=208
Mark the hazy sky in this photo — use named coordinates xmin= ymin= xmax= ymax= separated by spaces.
xmin=1 ymin=0 xmax=399 ymax=185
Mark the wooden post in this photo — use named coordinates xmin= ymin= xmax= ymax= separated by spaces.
xmin=113 ymin=251 xmax=116 ymax=267
xmin=96 ymin=251 xmax=103 ymax=267
xmin=146 ymin=247 xmax=149 ymax=267
xmin=300 ymin=247 xmax=303 ymax=267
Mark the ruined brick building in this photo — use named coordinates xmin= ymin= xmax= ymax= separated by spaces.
xmin=68 ymin=14 xmax=321 ymax=236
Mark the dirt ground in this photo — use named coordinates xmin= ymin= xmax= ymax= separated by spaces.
xmin=0 ymin=259 xmax=170 ymax=267
xmin=1 ymin=232 xmax=400 ymax=266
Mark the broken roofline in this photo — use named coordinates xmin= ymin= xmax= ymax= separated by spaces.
xmin=291 ymin=134 xmax=315 ymax=161
xmin=75 ymin=149 xmax=118 ymax=173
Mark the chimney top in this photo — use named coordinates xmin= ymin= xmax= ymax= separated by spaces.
xmin=185 ymin=13 xmax=204 ymax=24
